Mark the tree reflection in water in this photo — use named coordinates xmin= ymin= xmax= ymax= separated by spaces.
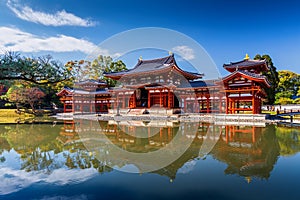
xmin=0 ymin=121 xmax=300 ymax=180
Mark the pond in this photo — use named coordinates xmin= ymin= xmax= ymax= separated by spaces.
xmin=0 ymin=120 xmax=300 ymax=200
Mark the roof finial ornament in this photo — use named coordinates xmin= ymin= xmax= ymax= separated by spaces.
xmin=139 ymin=56 xmax=142 ymax=61
xmin=169 ymin=51 xmax=173 ymax=56
xmin=244 ymin=53 xmax=250 ymax=60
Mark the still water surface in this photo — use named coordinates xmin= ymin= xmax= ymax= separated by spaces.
xmin=0 ymin=120 xmax=300 ymax=200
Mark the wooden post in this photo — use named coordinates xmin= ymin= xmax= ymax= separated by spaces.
xmin=168 ymin=90 xmax=170 ymax=108
xmin=184 ymin=98 xmax=187 ymax=112
xmin=225 ymin=94 xmax=228 ymax=114
xmin=225 ymin=125 xmax=229 ymax=143
xmin=252 ymin=93 xmax=255 ymax=114
xmin=148 ymin=90 xmax=151 ymax=108
xmin=72 ymin=97 xmax=75 ymax=113
xmin=133 ymin=93 xmax=136 ymax=108
xmin=159 ymin=90 xmax=162 ymax=107
xmin=252 ymin=126 xmax=256 ymax=143
xmin=122 ymin=95 xmax=125 ymax=109
xmin=206 ymin=96 xmax=210 ymax=113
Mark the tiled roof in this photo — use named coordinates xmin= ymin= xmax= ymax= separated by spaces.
xmin=75 ymin=79 xmax=107 ymax=85
xmin=105 ymin=55 xmax=175 ymax=76
xmin=223 ymin=59 xmax=268 ymax=72
xmin=222 ymin=70 xmax=271 ymax=87
xmin=73 ymin=89 xmax=110 ymax=95
xmin=104 ymin=55 xmax=203 ymax=80
xmin=239 ymin=70 xmax=266 ymax=79
xmin=57 ymin=87 xmax=110 ymax=96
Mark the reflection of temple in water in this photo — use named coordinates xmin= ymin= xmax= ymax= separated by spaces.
xmin=57 ymin=120 xmax=80 ymax=145
xmin=211 ymin=125 xmax=280 ymax=181
xmin=58 ymin=120 xmax=280 ymax=181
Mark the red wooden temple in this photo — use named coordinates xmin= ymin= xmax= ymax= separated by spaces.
xmin=222 ymin=54 xmax=270 ymax=114
xmin=57 ymin=80 xmax=111 ymax=113
xmin=57 ymin=54 xmax=270 ymax=114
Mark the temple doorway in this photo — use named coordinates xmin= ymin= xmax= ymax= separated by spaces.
xmin=136 ymin=88 xmax=148 ymax=107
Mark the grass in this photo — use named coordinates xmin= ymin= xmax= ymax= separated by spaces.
xmin=0 ymin=109 xmax=34 ymax=123
xmin=261 ymin=110 xmax=277 ymax=115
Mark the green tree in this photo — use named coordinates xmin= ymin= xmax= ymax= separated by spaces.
xmin=274 ymin=70 xmax=300 ymax=104
xmin=5 ymin=84 xmax=45 ymax=112
xmin=103 ymin=60 xmax=127 ymax=87
xmin=254 ymin=54 xmax=279 ymax=104
xmin=66 ymin=55 xmax=127 ymax=87
xmin=0 ymin=52 xmax=71 ymax=85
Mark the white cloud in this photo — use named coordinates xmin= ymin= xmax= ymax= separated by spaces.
xmin=0 ymin=167 xmax=97 ymax=195
xmin=6 ymin=0 xmax=96 ymax=27
xmin=172 ymin=45 xmax=195 ymax=60
xmin=0 ymin=26 xmax=111 ymax=55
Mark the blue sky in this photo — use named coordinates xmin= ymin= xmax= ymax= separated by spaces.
xmin=1 ymin=0 xmax=300 ymax=77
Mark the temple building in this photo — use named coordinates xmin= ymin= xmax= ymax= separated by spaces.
xmin=57 ymin=54 xmax=270 ymax=115
xmin=57 ymin=80 xmax=111 ymax=113
xmin=104 ymin=54 xmax=206 ymax=114
xmin=222 ymin=54 xmax=270 ymax=114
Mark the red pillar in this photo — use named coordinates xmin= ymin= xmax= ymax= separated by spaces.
xmin=206 ymin=96 xmax=210 ymax=113
xmin=219 ymin=95 xmax=222 ymax=113
xmin=252 ymin=126 xmax=256 ymax=143
xmin=252 ymin=95 xmax=255 ymax=114
xmin=122 ymin=95 xmax=125 ymax=109
xmin=168 ymin=90 xmax=171 ymax=108
xmin=148 ymin=90 xmax=151 ymax=108
xmin=184 ymin=97 xmax=187 ymax=112
xmin=225 ymin=94 xmax=229 ymax=114
xmin=159 ymin=90 xmax=162 ymax=107
xmin=63 ymin=102 xmax=66 ymax=113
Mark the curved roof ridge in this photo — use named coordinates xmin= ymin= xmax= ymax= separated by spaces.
xmin=225 ymin=58 xmax=266 ymax=66
xmin=222 ymin=70 xmax=270 ymax=87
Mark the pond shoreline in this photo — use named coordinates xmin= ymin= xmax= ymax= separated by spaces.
xmin=54 ymin=113 xmax=285 ymax=127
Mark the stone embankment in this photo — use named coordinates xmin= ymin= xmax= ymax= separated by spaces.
xmin=57 ymin=113 xmax=271 ymax=126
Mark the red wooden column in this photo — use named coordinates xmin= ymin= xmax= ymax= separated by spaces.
xmin=71 ymin=96 xmax=75 ymax=113
xmin=122 ymin=95 xmax=125 ymax=109
xmin=252 ymin=126 xmax=256 ymax=143
xmin=252 ymin=91 xmax=255 ymax=114
xmin=63 ymin=101 xmax=66 ymax=112
xmin=225 ymin=125 xmax=229 ymax=143
xmin=258 ymin=97 xmax=261 ymax=113
xmin=206 ymin=96 xmax=210 ymax=113
xmin=133 ymin=92 xmax=136 ymax=108
xmin=167 ymin=90 xmax=171 ymax=108
xmin=159 ymin=90 xmax=162 ymax=107
xmin=225 ymin=94 xmax=229 ymax=114
xmin=201 ymin=97 xmax=204 ymax=113
xmin=148 ymin=90 xmax=151 ymax=108
xmin=168 ymin=127 xmax=171 ymax=140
